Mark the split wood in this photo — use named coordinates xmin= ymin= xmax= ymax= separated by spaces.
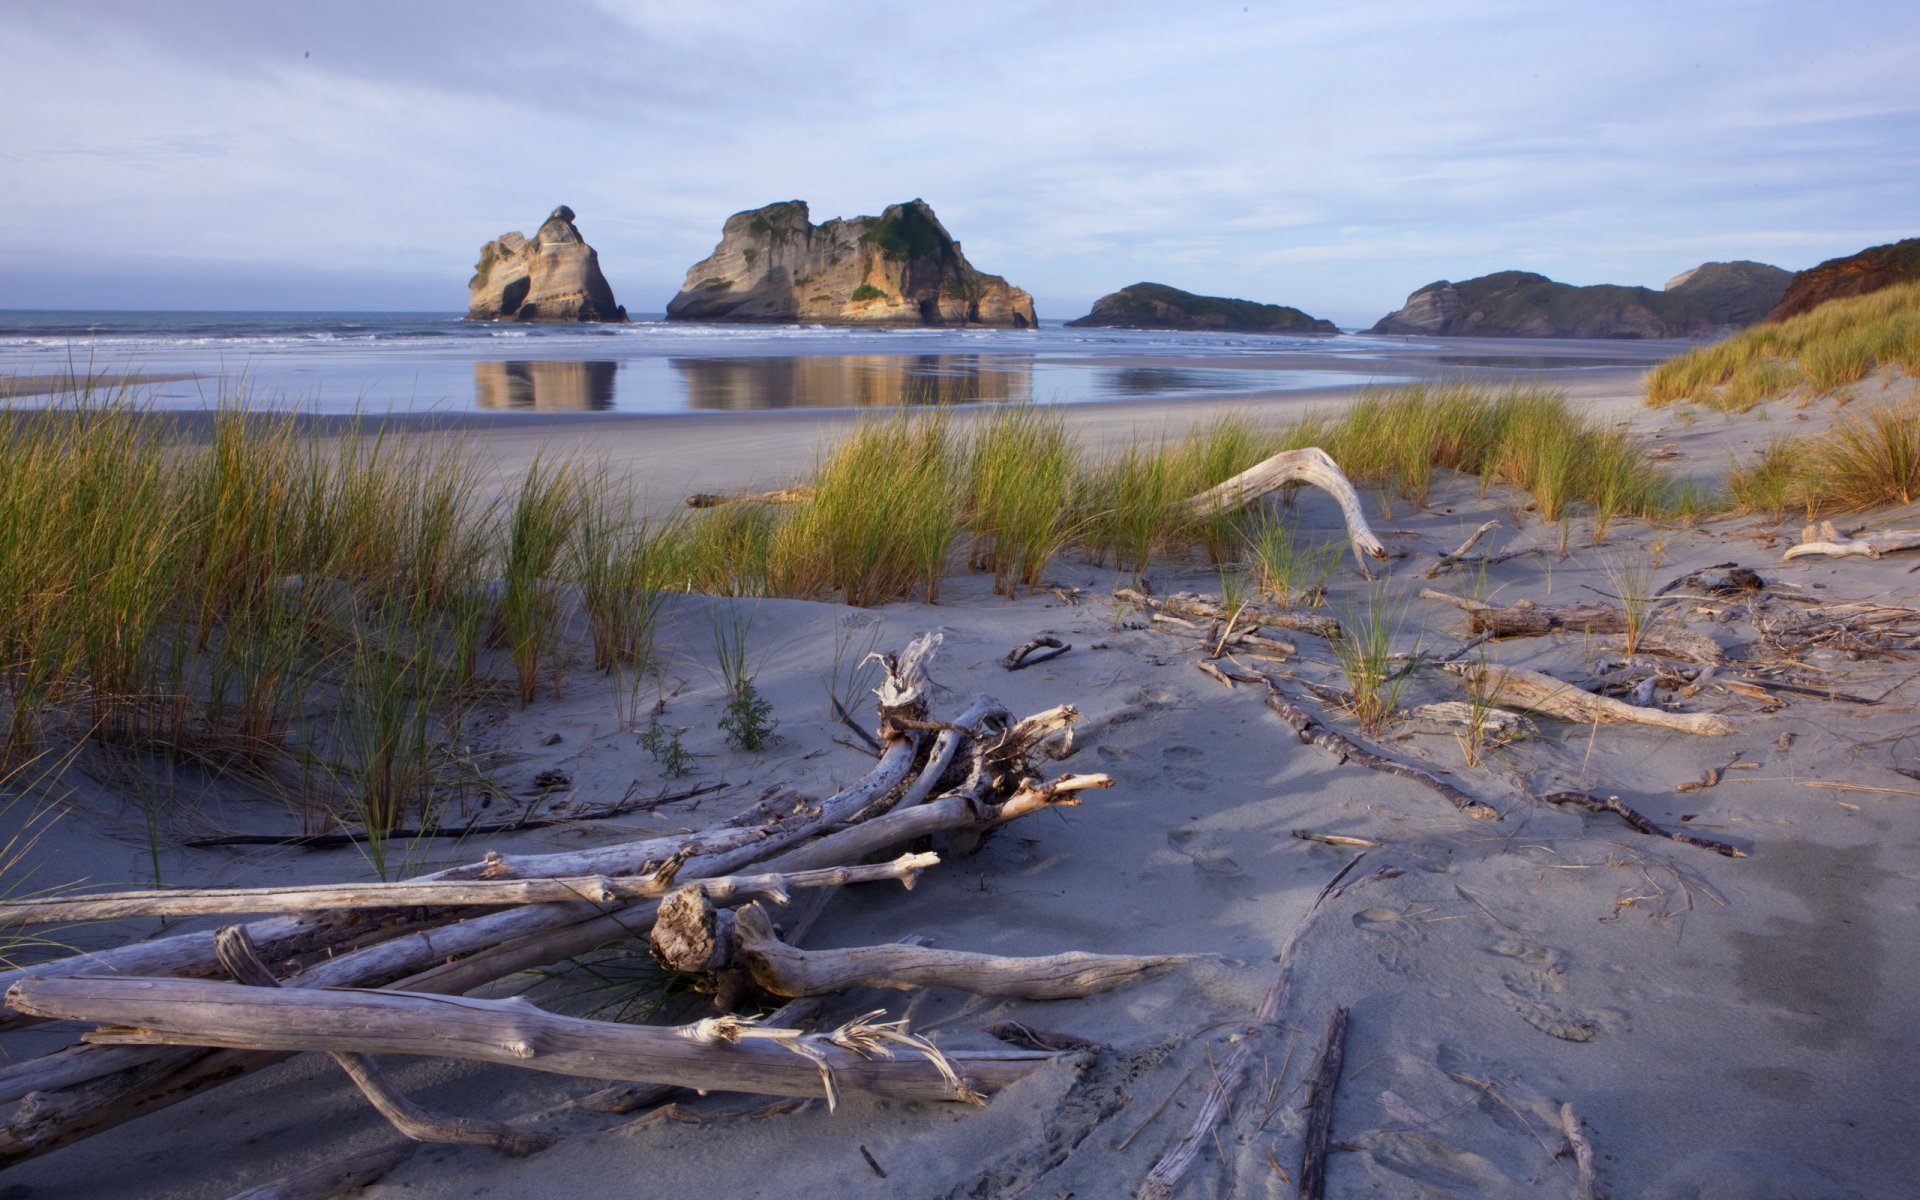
xmin=1447 ymin=663 xmax=1737 ymax=735
xmin=0 ymin=633 xmax=1132 ymax=1171
xmin=1137 ymin=856 xmax=1382 ymax=1200
xmin=1297 ymin=1005 xmax=1351 ymax=1200
xmin=1783 ymin=521 xmax=1920 ymax=561
xmin=1419 ymin=588 xmax=1724 ymax=664
xmin=1262 ymin=679 xmax=1501 ymax=821
xmin=1538 ymin=791 xmax=1747 ymax=858
xmin=1003 ymin=635 xmax=1070 ymax=671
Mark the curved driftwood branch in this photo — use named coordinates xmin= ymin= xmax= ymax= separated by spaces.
xmin=1782 ymin=521 xmax=1920 ymax=561
xmin=1263 ymin=679 xmax=1501 ymax=821
xmin=1185 ymin=447 xmax=1388 ymax=570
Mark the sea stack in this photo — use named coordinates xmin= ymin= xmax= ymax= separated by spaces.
xmin=666 ymin=199 xmax=1036 ymax=327
xmin=467 ymin=206 xmax=627 ymax=323
xmin=1066 ymin=283 xmax=1337 ymax=333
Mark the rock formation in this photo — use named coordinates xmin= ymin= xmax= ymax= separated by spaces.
xmin=1370 ymin=261 xmax=1790 ymax=339
xmin=1065 ymin=282 xmax=1336 ymax=334
xmin=467 ymin=206 xmax=627 ymax=323
xmin=666 ymin=200 xmax=1035 ymax=328
xmin=1765 ymin=237 xmax=1920 ymax=322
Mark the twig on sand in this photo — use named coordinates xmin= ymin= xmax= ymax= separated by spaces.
xmin=1424 ymin=520 xmax=1502 ymax=579
xmin=1559 ymin=1102 xmax=1600 ymax=1200
xmin=1002 ymin=636 xmax=1070 ymax=671
xmin=1297 ymin=1006 xmax=1351 ymax=1200
xmin=1263 ymin=678 xmax=1501 ymax=821
xmin=1137 ymin=856 xmax=1380 ymax=1200
xmin=1537 ymin=791 xmax=1747 ymax=858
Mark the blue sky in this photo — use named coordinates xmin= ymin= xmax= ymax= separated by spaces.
xmin=5 ymin=1 xmax=1916 ymax=326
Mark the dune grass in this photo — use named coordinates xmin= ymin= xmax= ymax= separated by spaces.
xmin=1722 ymin=396 xmax=1920 ymax=517
xmin=1646 ymin=281 xmax=1920 ymax=410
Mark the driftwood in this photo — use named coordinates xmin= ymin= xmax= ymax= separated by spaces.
xmin=1783 ymin=520 xmax=1920 ymax=561
xmin=1559 ymin=1102 xmax=1600 ymax=1200
xmin=1297 ymin=1006 xmax=1351 ymax=1200
xmin=1423 ymin=519 xmax=1502 ymax=578
xmin=218 ymin=926 xmax=555 ymax=1157
xmin=223 ymin=1142 xmax=417 ymax=1200
xmin=7 ymin=978 xmax=1051 ymax=1106
xmin=1116 ymin=587 xmax=1342 ymax=640
xmin=1538 ymin=791 xmax=1747 ymax=858
xmin=0 ymin=632 xmax=1146 ymax=1177
xmin=1419 ymin=588 xmax=1724 ymax=664
xmin=1184 ymin=446 xmax=1389 ymax=572
xmin=1263 ymin=679 xmax=1501 ymax=821
xmin=1002 ymin=635 xmax=1070 ymax=671
xmin=0 ymin=854 xmax=939 ymax=925
xmin=1138 ymin=857 xmax=1380 ymax=1200
xmin=684 ymin=484 xmax=815 ymax=508
xmin=722 ymin=902 xmax=1185 ymax=1000
xmin=1449 ymin=663 xmax=1737 ymax=735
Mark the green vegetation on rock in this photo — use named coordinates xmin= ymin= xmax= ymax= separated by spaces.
xmin=1067 ymin=282 xmax=1337 ymax=334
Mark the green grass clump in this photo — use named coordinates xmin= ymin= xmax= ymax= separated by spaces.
xmin=770 ymin=412 xmax=961 ymax=605
xmin=965 ymin=404 xmax=1079 ymax=594
xmin=1809 ymin=397 xmax=1920 ymax=510
xmin=1646 ymin=280 xmax=1920 ymax=410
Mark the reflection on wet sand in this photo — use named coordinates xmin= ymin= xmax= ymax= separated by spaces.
xmin=673 ymin=354 xmax=1033 ymax=409
xmin=474 ymin=360 xmax=618 ymax=410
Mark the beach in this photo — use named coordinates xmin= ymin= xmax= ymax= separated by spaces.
xmin=2 ymin=358 xmax=1917 ymax=1200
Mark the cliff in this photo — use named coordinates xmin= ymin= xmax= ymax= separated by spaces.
xmin=1370 ymin=261 xmax=1790 ymax=338
xmin=467 ymin=206 xmax=626 ymax=323
xmin=1765 ymin=238 xmax=1920 ymax=322
xmin=1064 ymin=283 xmax=1336 ymax=334
xmin=666 ymin=199 xmax=1035 ymax=328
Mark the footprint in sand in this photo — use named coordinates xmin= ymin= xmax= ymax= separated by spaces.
xmin=1165 ymin=827 xmax=1242 ymax=877
xmin=1485 ymin=937 xmax=1628 ymax=1042
xmin=1351 ymin=906 xmax=1426 ymax=972
xmin=1365 ymin=1131 xmax=1522 ymax=1196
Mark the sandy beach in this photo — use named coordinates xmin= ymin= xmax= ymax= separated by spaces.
xmin=3 ymin=365 xmax=1917 ymax=1200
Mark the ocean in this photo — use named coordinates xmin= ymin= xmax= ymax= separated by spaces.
xmin=0 ymin=310 xmax=1678 ymax=415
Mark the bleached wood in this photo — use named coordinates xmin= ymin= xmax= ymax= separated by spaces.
xmin=730 ymin=903 xmax=1184 ymax=1000
xmin=1184 ymin=447 xmax=1388 ymax=570
xmin=1115 ymin=587 xmax=1342 ymax=640
xmin=0 ymin=855 xmax=938 ymax=925
xmin=6 ymin=978 xmax=1051 ymax=1105
xmin=1450 ymin=663 xmax=1737 ymax=735
xmin=1782 ymin=520 xmax=1920 ymax=560
xmin=1419 ymin=588 xmax=1724 ymax=664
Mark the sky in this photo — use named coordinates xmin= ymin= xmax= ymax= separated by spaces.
xmin=4 ymin=1 xmax=1917 ymax=327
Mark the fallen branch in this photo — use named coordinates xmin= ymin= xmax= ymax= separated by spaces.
xmin=1419 ymin=589 xmax=1724 ymax=664
xmin=1538 ymin=791 xmax=1747 ymax=858
xmin=1263 ymin=679 xmax=1501 ymax=821
xmin=1297 ymin=1006 xmax=1351 ymax=1200
xmin=684 ymin=485 xmax=815 ymax=508
xmin=1783 ymin=521 xmax=1920 ymax=561
xmin=1002 ymin=636 xmax=1070 ymax=671
xmin=1559 ymin=1102 xmax=1599 ymax=1200
xmin=1138 ymin=856 xmax=1379 ymax=1200
xmin=1423 ymin=520 xmax=1501 ymax=579
xmin=1448 ymin=663 xmax=1737 ymax=736
xmin=1183 ymin=447 xmax=1389 ymax=572
xmin=7 ymin=978 xmax=1053 ymax=1106
xmin=1116 ymin=588 xmax=1342 ymax=640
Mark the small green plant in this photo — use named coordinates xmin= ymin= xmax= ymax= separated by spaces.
xmin=1330 ymin=580 xmax=1416 ymax=735
xmin=851 ymin=283 xmax=887 ymax=302
xmin=709 ymin=605 xmax=777 ymax=753
xmin=638 ymin=718 xmax=691 ymax=778
xmin=1606 ymin=554 xmax=1655 ymax=657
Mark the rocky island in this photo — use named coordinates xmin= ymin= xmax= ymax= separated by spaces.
xmin=467 ymin=206 xmax=626 ymax=323
xmin=1370 ymin=260 xmax=1790 ymax=338
xmin=1765 ymin=236 xmax=1920 ymax=321
xmin=666 ymin=199 xmax=1035 ymax=327
xmin=1065 ymin=282 xmax=1336 ymax=334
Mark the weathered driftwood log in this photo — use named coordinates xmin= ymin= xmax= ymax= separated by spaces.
xmin=683 ymin=901 xmax=1186 ymax=1000
xmin=218 ymin=927 xmax=555 ymax=1157
xmin=684 ymin=485 xmax=815 ymax=508
xmin=1419 ymin=588 xmax=1724 ymax=664
xmin=1298 ymin=1005 xmax=1352 ymax=1200
xmin=1185 ymin=447 xmax=1389 ymax=571
xmin=223 ymin=1142 xmax=417 ymax=1200
xmin=1448 ymin=663 xmax=1737 ymax=735
xmin=1560 ymin=1102 xmax=1600 ymax=1200
xmin=6 ymin=978 xmax=1052 ymax=1106
xmin=1116 ymin=587 xmax=1342 ymax=640
xmin=1537 ymin=791 xmax=1746 ymax=858
xmin=1138 ymin=857 xmax=1381 ymax=1200
xmin=0 ymin=854 xmax=940 ymax=925
xmin=1782 ymin=521 xmax=1920 ymax=561
xmin=1262 ymin=680 xmax=1501 ymax=821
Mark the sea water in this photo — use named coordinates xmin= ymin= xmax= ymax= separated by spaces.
xmin=0 ymin=311 xmax=1672 ymax=415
